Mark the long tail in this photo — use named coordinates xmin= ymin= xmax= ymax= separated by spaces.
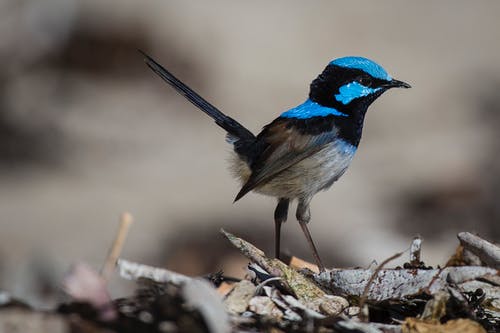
xmin=140 ymin=50 xmax=255 ymax=142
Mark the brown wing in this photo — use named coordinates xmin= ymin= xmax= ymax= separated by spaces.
xmin=234 ymin=119 xmax=336 ymax=201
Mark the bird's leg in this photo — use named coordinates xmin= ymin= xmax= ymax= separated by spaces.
xmin=274 ymin=198 xmax=290 ymax=260
xmin=296 ymin=199 xmax=325 ymax=272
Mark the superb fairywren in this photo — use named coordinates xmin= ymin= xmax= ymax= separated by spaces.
xmin=141 ymin=52 xmax=410 ymax=271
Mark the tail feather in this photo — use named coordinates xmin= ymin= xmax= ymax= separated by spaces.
xmin=140 ymin=50 xmax=255 ymax=142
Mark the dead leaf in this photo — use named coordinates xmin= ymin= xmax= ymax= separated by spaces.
xmin=402 ymin=318 xmax=487 ymax=333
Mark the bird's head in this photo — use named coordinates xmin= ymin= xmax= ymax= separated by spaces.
xmin=309 ymin=56 xmax=410 ymax=116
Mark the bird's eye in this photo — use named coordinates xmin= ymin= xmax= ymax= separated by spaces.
xmin=357 ymin=76 xmax=372 ymax=87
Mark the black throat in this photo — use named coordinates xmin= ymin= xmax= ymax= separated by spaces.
xmin=282 ymin=111 xmax=366 ymax=147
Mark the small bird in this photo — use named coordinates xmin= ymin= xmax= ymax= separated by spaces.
xmin=141 ymin=52 xmax=410 ymax=271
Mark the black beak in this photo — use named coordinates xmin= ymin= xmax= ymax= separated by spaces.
xmin=383 ymin=79 xmax=411 ymax=89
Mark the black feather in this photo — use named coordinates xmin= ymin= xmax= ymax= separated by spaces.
xmin=139 ymin=50 xmax=255 ymax=142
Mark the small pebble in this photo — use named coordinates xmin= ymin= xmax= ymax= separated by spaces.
xmin=318 ymin=295 xmax=349 ymax=316
xmin=344 ymin=306 xmax=360 ymax=317
xmin=248 ymin=296 xmax=283 ymax=319
xmin=223 ymin=280 xmax=256 ymax=314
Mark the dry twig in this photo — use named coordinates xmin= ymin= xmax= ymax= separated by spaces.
xmin=458 ymin=232 xmax=500 ymax=269
xmin=101 ymin=212 xmax=134 ymax=281
xmin=358 ymin=251 xmax=404 ymax=322
xmin=117 ymin=259 xmax=191 ymax=284
xmin=221 ymin=229 xmax=348 ymax=315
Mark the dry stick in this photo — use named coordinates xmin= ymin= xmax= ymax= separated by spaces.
xmin=316 ymin=266 xmax=497 ymax=301
xmin=117 ymin=259 xmax=192 ymax=284
xmin=220 ymin=229 xmax=327 ymax=302
xmin=101 ymin=212 xmax=134 ymax=281
xmin=424 ymin=265 xmax=446 ymax=296
xmin=458 ymin=232 xmax=500 ymax=269
xmin=220 ymin=228 xmax=284 ymax=277
xmin=358 ymin=251 xmax=404 ymax=322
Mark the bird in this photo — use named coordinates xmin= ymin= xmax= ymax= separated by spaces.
xmin=141 ymin=51 xmax=410 ymax=272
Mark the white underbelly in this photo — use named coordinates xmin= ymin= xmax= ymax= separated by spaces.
xmin=230 ymin=141 xmax=356 ymax=199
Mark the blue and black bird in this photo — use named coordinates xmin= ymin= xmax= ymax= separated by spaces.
xmin=141 ymin=52 xmax=410 ymax=271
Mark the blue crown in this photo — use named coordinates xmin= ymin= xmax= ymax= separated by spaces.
xmin=330 ymin=56 xmax=392 ymax=81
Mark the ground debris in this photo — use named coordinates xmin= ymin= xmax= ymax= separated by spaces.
xmin=402 ymin=317 xmax=487 ymax=333
xmin=0 ymin=309 xmax=70 ymax=333
xmin=0 ymin=231 xmax=498 ymax=332
xmin=117 ymin=259 xmax=192 ymax=285
xmin=221 ymin=229 xmax=348 ymax=316
xmin=458 ymin=232 xmax=500 ymax=269
xmin=314 ymin=266 xmax=496 ymax=301
xmin=224 ymin=280 xmax=256 ymax=314
xmin=248 ymin=296 xmax=284 ymax=319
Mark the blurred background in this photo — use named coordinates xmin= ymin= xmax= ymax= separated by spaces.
xmin=1 ymin=0 xmax=499 ymax=305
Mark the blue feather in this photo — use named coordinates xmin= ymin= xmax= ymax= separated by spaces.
xmin=330 ymin=57 xmax=391 ymax=81
xmin=280 ymin=99 xmax=347 ymax=119
xmin=335 ymin=81 xmax=381 ymax=105
xmin=337 ymin=138 xmax=358 ymax=155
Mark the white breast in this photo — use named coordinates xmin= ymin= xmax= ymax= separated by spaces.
xmin=230 ymin=140 xmax=357 ymax=200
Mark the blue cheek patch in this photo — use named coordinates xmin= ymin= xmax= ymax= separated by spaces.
xmin=335 ymin=82 xmax=381 ymax=105
xmin=330 ymin=56 xmax=392 ymax=81
xmin=280 ymin=99 xmax=347 ymax=119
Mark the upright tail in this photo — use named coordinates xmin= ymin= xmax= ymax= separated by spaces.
xmin=140 ymin=51 xmax=255 ymax=143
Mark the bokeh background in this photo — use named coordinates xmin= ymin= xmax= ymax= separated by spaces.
xmin=1 ymin=0 xmax=499 ymax=305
